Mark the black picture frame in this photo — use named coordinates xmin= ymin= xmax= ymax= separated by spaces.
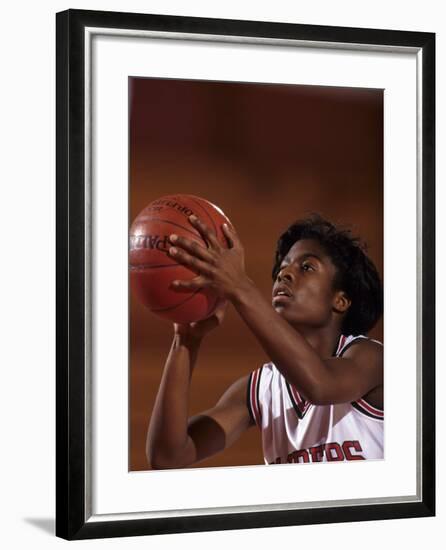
xmin=56 ymin=9 xmax=435 ymax=540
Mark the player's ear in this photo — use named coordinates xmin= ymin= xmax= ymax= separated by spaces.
xmin=332 ymin=290 xmax=351 ymax=314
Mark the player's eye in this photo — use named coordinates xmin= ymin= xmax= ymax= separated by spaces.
xmin=301 ymin=262 xmax=314 ymax=272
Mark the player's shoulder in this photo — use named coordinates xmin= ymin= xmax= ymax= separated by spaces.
xmin=340 ymin=335 xmax=383 ymax=365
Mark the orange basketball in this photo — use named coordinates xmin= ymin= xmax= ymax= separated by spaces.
xmin=129 ymin=194 xmax=232 ymax=324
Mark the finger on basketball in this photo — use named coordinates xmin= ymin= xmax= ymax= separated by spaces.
xmin=168 ymin=246 xmax=213 ymax=275
xmin=221 ymin=223 xmax=234 ymax=248
xmin=188 ymin=215 xmax=220 ymax=249
xmin=222 ymin=222 xmax=240 ymax=249
xmin=213 ymin=299 xmax=228 ymax=320
xmin=169 ymin=233 xmax=215 ymax=263
xmin=170 ymin=276 xmax=207 ymax=292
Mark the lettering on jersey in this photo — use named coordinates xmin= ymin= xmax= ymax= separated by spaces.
xmin=274 ymin=440 xmax=365 ymax=464
xmin=309 ymin=445 xmax=324 ymax=462
xmin=325 ymin=442 xmax=344 ymax=461
xmin=342 ymin=440 xmax=365 ymax=460
xmin=129 ymin=235 xmax=170 ymax=253
xmin=286 ymin=449 xmax=309 ymax=464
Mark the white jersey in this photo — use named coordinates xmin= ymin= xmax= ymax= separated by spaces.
xmin=247 ymin=334 xmax=383 ymax=464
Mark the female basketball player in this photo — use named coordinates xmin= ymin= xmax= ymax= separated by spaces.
xmin=146 ymin=214 xmax=383 ymax=468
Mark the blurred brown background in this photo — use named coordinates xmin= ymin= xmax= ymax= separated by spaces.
xmin=129 ymin=78 xmax=383 ymax=471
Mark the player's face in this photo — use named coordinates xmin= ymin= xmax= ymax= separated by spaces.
xmin=272 ymin=239 xmax=345 ymax=329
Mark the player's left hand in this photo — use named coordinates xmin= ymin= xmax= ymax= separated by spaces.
xmin=167 ymin=215 xmax=249 ymax=300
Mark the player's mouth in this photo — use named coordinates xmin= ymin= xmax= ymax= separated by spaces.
xmin=272 ymin=284 xmax=293 ymax=303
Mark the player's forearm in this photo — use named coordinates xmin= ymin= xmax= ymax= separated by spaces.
xmin=146 ymin=334 xmax=201 ymax=468
xmin=229 ymin=279 xmax=329 ymax=400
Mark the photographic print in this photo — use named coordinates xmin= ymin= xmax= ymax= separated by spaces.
xmin=129 ymin=78 xmax=384 ymax=471
xmin=56 ymin=9 xmax=434 ymax=539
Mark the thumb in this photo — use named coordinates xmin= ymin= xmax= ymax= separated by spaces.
xmin=212 ymin=299 xmax=228 ymax=323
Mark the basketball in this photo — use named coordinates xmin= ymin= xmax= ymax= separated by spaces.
xmin=129 ymin=194 xmax=232 ymax=324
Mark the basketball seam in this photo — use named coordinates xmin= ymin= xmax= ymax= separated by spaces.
xmin=137 ymin=218 xmax=203 ymax=240
xmin=186 ymin=196 xmax=218 ymax=235
xmin=150 ymin=288 xmax=202 ymax=312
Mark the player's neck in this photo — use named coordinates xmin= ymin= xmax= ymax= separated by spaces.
xmin=293 ymin=325 xmax=342 ymax=358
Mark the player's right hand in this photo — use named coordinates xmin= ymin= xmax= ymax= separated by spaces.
xmin=173 ymin=300 xmax=227 ymax=342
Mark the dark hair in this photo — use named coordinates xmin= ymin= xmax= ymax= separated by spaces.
xmin=272 ymin=214 xmax=383 ymax=335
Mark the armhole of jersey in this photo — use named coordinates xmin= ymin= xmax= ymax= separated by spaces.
xmin=285 ymin=381 xmax=311 ymax=419
xmin=246 ymin=367 xmax=263 ymax=428
xmin=339 ymin=336 xmax=384 ymax=421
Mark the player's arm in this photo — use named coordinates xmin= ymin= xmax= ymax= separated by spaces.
xmin=185 ymin=374 xmax=254 ymax=466
xmin=146 ymin=328 xmax=254 ymax=470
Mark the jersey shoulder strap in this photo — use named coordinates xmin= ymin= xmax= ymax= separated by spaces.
xmin=336 ymin=334 xmax=382 ymax=357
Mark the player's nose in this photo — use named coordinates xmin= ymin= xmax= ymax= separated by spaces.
xmin=277 ymin=266 xmax=295 ymax=284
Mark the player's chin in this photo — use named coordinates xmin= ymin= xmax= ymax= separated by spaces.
xmin=272 ymin=301 xmax=292 ymax=317
xmin=273 ymin=301 xmax=301 ymax=323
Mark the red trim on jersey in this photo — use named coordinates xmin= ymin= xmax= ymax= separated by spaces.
xmin=357 ymin=398 xmax=384 ymax=417
xmin=351 ymin=398 xmax=384 ymax=421
xmin=290 ymin=384 xmax=304 ymax=406
xmin=294 ymin=387 xmax=311 ymax=415
xmin=249 ymin=368 xmax=262 ymax=427
xmin=246 ymin=372 xmax=255 ymax=425
xmin=286 ymin=382 xmax=312 ymax=418
xmin=335 ymin=334 xmax=347 ymax=356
